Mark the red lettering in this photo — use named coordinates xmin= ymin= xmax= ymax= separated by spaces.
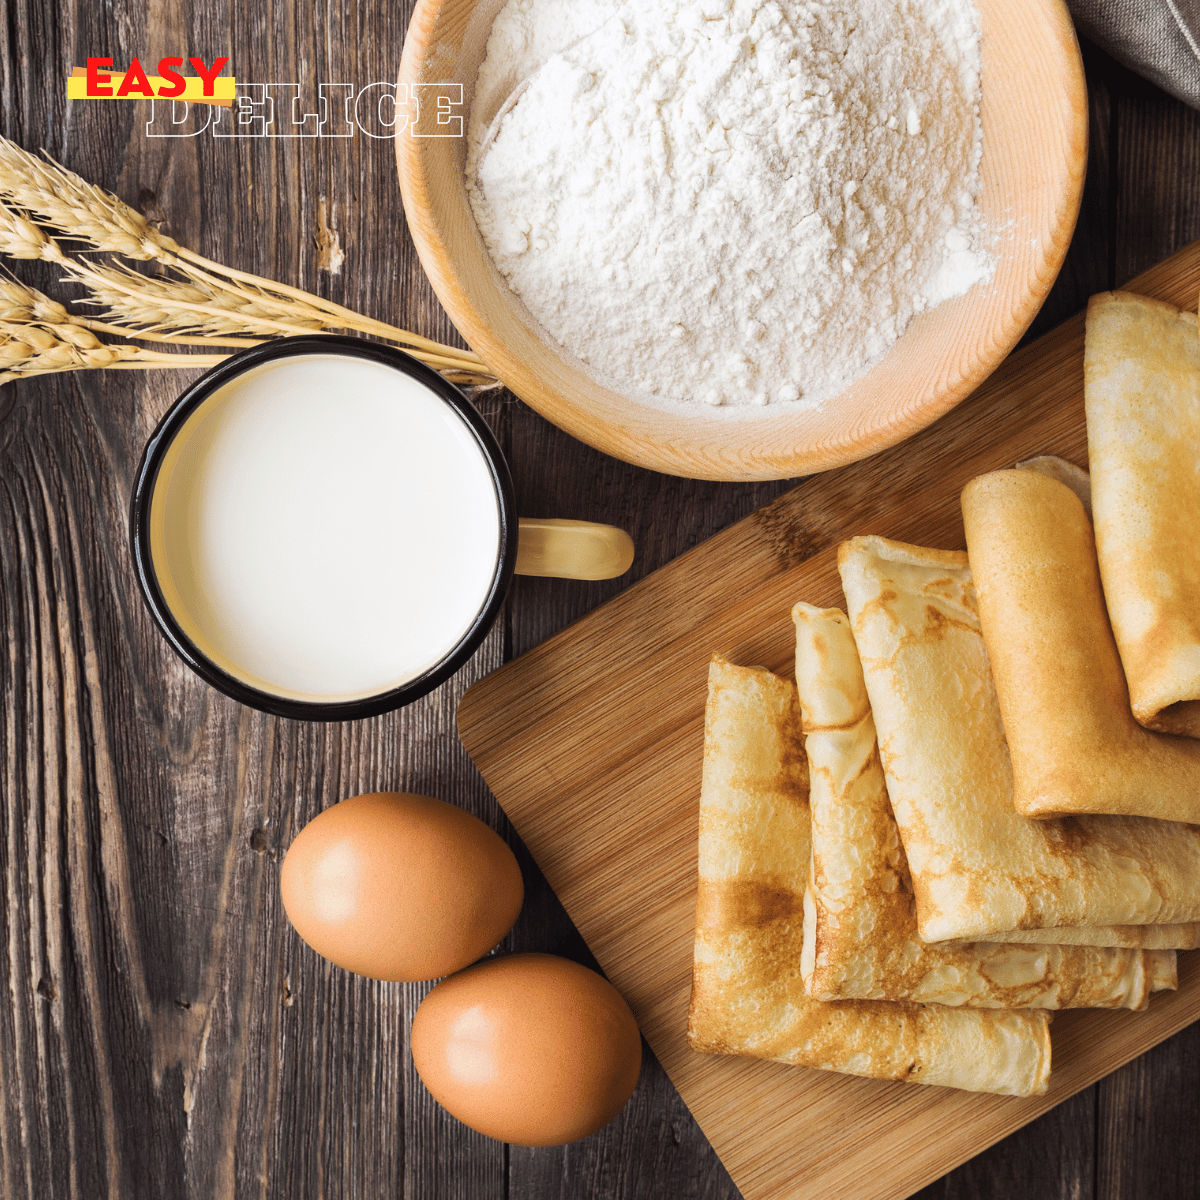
xmin=156 ymin=57 xmax=186 ymax=98
xmin=188 ymin=57 xmax=229 ymax=97
xmin=86 ymin=57 xmax=113 ymax=97
xmin=115 ymin=56 xmax=155 ymax=98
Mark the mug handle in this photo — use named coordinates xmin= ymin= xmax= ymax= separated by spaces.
xmin=515 ymin=518 xmax=634 ymax=580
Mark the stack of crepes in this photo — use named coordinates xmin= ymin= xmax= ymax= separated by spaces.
xmin=688 ymin=289 xmax=1200 ymax=1098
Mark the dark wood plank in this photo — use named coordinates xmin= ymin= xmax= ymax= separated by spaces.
xmin=908 ymin=1090 xmax=1096 ymax=1200
xmin=2 ymin=1 xmax=506 ymax=1197
xmin=1097 ymin=1029 xmax=1200 ymax=1200
xmin=1113 ymin=50 xmax=1200 ymax=286
xmin=1020 ymin=37 xmax=1115 ymax=345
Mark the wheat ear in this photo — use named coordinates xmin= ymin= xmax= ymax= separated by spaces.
xmin=0 ymin=135 xmax=495 ymax=378
xmin=0 ymin=315 xmax=225 ymax=382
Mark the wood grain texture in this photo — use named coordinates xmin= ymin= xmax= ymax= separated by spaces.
xmin=0 ymin=2 xmax=505 ymax=1198
xmin=0 ymin=3 xmax=1198 ymax=1199
xmin=457 ymin=238 xmax=1200 ymax=1200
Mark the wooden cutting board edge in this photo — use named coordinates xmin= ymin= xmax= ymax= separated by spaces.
xmin=458 ymin=238 xmax=1200 ymax=1200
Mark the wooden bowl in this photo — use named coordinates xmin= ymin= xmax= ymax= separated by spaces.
xmin=397 ymin=0 xmax=1087 ymax=481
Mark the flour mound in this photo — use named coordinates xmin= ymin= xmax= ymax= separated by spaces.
xmin=468 ymin=0 xmax=991 ymax=413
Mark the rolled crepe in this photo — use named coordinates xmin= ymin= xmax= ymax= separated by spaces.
xmin=838 ymin=535 xmax=1200 ymax=942
xmin=687 ymin=655 xmax=1052 ymax=1097
xmin=1085 ymin=291 xmax=1200 ymax=736
xmin=1015 ymin=455 xmax=1092 ymax=518
xmin=793 ymin=601 xmax=1174 ymax=1010
xmin=963 ymin=469 xmax=1200 ymax=823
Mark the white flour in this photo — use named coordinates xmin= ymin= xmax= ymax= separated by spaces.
xmin=467 ymin=0 xmax=991 ymax=413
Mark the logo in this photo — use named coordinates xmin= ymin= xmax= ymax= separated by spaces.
xmin=68 ymin=58 xmax=235 ymax=106
xmin=145 ymin=82 xmax=464 ymax=139
xmin=67 ymin=60 xmax=464 ymax=139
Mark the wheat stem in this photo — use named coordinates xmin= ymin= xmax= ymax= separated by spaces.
xmin=0 ymin=138 xmax=176 ymax=260
xmin=408 ymin=350 xmax=485 ymax=372
xmin=62 ymin=259 xmax=347 ymax=338
xmin=113 ymin=348 xmax=228 ymax=365
xmin=78 ymin=317 xmax=264 ymax=349
xmin=0 ymin=314 xmax=226 ymax=381
xmin=1 ymin=360 xmax=224 ymax=384
xmin=68 ymin=259 xmax=489 ymax=370
xmin=175 ymin=254 xmax=487 ymax=363
xmin=176 ymin=247 xmax=475 ymax=356
xmin=103 ymin=358 xmax=227 ymax=369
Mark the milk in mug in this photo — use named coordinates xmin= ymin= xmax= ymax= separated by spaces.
xmin=148 ymin=354 xmax=502 ymax=701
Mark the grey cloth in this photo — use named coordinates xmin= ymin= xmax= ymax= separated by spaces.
xmin=1068 ymin=0 xmax=1200 ymax=107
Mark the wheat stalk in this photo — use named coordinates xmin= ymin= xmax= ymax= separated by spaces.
xmin=0 ymin=135 xmax=498 ymax=384
xmin=56 ymin=260 xmax=490 ymax=379
xmin=0 ymin=138 xmax=180 ymax=261
xmin=0 ymin=137 xmax=452 ymax=352
xmin=65 ymin=259 xmax=328 ymax=339
xmin=0 ymin=275 xmax=227 ymax=382
xmin=0 ymin=314 xmax=225 ymax=383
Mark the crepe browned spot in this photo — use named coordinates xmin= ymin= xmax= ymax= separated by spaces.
xmin=687 ymin=655 xmax=1052 ymax=1097
xmin=838 ymin=535 xmax=1200 ymax=943
xmin=963 ymin=469 xmax=1200 ymax=824
xmin=1085 ymin=291 xmax=1200 ymax=737
xmin=793 ymin=601 xmax=1175 ymax=1010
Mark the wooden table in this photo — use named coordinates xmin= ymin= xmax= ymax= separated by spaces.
xmin=1 ymin=5 xmax=1197 ymax=1197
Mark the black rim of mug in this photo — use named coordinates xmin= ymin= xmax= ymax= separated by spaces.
xmin=129 ymin=334 xmax=518 ymax=721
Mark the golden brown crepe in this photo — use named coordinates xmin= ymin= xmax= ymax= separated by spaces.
xmin=1085 ymin=291 xmax=1200 ymax=737
xmin=970 ymin=925 xmax=1200 ymax=950
xmin=838 ymin=535 xmax=1200 ymax=943
xmin=793 ymin=601 xmax=1175 ymax=1010
xmin=963 ymin=469 xmax=1200 ymax=824
xmin=1015 ymin=454 xmax=1092 ymax=518
xmin=687 ymin=655 xmax=1052 ymax=1097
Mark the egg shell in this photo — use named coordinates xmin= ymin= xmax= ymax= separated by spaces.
xmin=410 ymin=952 xmax=642 ymax=1146
xmin=280 ymin=792 xmax=523 ymax=981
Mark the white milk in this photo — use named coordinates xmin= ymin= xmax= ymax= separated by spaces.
xmin=149 ymin=354 xmax=502 ymax=702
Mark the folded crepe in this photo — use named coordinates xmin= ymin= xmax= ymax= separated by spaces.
xmin=962 ymin=469 xmax=1200 ymax=823
xmin=968 ymin=925 xmax=1199 ymax=950
xmin=793 ymin=601 xmax=1175 ymax=1010
xmin=1085 ymin=291 xmax=1200 ymax=737
xmin=838 ymin=535 xmax=1200 ymax=943
xmin=687 ymin=655 xmax=1052 ymax=1097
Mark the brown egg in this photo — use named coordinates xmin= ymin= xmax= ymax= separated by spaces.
xmin=410 ymin=953 xmax=642 ymax=1145
xmin=280 ymin=792 xmax=523 ymax=981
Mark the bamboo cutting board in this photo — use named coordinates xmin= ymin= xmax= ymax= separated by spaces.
xmin=456 ymin=240 xmax=1200 ymax=1200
